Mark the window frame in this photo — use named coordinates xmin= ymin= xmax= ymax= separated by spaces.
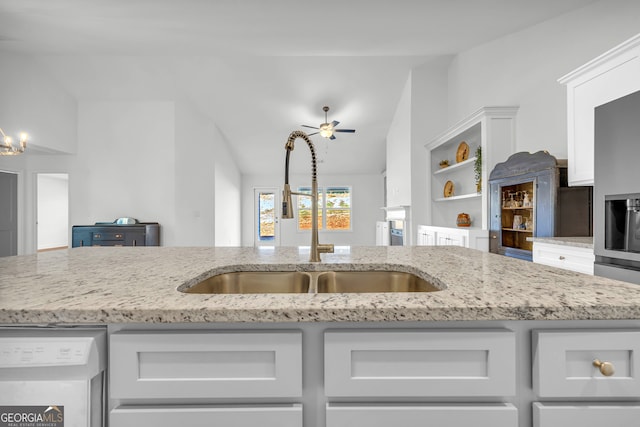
xmin=296 ymin=185 xmax=352 ymax=232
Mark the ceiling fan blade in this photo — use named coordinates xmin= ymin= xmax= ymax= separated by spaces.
xmin=329 ymin=134 xmax=336 ymax=140
xmin=307 ymin=132 xmax=319 ymax=136
xmin=301 ymin=124 xmax=319 ymax=129
xmin=335 ymin=129 xmax=356 ymax=133
xmin=331 ymin=120 xmax=340 ymax=127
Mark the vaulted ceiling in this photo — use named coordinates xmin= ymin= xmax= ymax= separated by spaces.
xmin=0 ymin=0 xmax=599 ymax=174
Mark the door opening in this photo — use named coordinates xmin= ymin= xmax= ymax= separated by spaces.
xmin=36 ymin=173 xmax=69 ymax=252
xmin=254 ymin=188 xmax=280 ymax=247
xmin=0 ymin=171 xmax=18 ymax=257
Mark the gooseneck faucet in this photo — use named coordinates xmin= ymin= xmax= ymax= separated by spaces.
xmin=282 ymin=130 xmax=334 ymax=262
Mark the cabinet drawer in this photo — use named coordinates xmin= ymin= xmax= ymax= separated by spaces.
xmin=110 ymin=330 xmax=302 ymax=399
xmin=327 ymin=403 xmax=517 ymax=427
xmin=533 ymin=329 xmax=640 ymax=398
xmin=532 ymin=242 xmax=594 ymax=274
xmin=110 ymin=404 xmax=302 ymax=427
xmin=533 ymin=403 xmax=640 ymax=427
xmin=325 ymin=329 xmax=515 ymax=397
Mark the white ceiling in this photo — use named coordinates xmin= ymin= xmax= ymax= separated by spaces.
xmin=0 ymin=0 xmax=599 ymax=175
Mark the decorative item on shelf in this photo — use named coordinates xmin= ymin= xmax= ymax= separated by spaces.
xmin=443 ymin=180 xmax=455 ymax=198
xmin=525 ymin=217 xmax=533 ymax=230
xmin=439 ymin=159 xmax=450 ymax=169
xmin=0 ymin=127 xmax=28 ymax=156
xmin=473 ymin=146 xmax=482 ymax=193
xmin=522 ymin=191 xmax=532 ymax=208
xmin=513 ymin=215 xmax=523 ymax=230
xmin=455 ymin=141 xmax=469 ymax=163
xmin=456 ymin=213 xmax=471 ymax=227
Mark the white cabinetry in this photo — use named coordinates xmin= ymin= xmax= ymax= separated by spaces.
xmin=558 ymin=33 xmax=640 ymax=186
xmin=426 ymin=107 xmax=518 ymax=230
xmin=110 ymin=405 xmax=303 ymax=427
xmin=532 ymin=329 xmax=640 ymax=426
xmin=375 ymin=221 xmax=389 ymax=246
xmin=327 ymin=403 xmax=517 ymax=427
xmin=109 ymin=330 xmax=303 ymax=427
xmin=532 ymin=242 xmax=594 ymax=275
xmin=324 ymin=329 xmax=516 ymax=426
xmin=417 ymin=225 xmax=488 ymax=251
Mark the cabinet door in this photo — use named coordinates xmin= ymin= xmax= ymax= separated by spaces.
xmin=533 ymin=330 xmax=640 ymax=398
xmin=437 ymin=232 xmax=465 ymax=247
xmin=533 ymin=403 xmax=640 ymax=427
xmin=564 ymin=39 xmax=640 ymax=186
xmin=327 ymin=403 xmax=517 ymax=427
xmin=376 ymin=222 xmax=389 ymax=246
xmin=416 ymin=227 xmax=436 ymax=246
xmin=325 ymin=329 xmax=515 ymax=397
xmin=110 ymin=330 xmax=302 ymax=399
xmin=111 ymin=404 xmax=302 ymax=427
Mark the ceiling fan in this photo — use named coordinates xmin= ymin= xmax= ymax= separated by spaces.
xmin=301 ymin=106 xmax=356 ymax=140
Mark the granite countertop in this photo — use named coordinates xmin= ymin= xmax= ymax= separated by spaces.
xmin=526 ymin=236 xmax=594 ymax=249
xmin=1 ymin=245 xmax=638 ymax=324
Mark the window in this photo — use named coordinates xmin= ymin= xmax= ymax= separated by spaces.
xmin=297 ymin=186 xmax=351 ymax=231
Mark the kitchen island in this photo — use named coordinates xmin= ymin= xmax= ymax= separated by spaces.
xmin=0 ymin=245 xmax=639 ymax=323
xmin=2 ymin=246 xmax=640 ymax=427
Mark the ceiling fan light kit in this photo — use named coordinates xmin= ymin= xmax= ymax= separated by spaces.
xmin=301 ymin=106 xmax=356 ymax=140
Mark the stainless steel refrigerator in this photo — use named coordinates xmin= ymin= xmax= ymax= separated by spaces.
xmin=594 ymin=89 xmax=640 ymax=284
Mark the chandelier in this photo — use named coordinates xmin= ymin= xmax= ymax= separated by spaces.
xmin=0 ymin=128 xmax=28 ymax=156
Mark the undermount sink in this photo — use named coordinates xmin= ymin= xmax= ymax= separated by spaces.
xmin=181 ymin=270 xmax=441 ymax=294
xmin=183 ymin=271 xmax=311 ymax=294
xmin=316 ymin=271 xmax=440 ymax=293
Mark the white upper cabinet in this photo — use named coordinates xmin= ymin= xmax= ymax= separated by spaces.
xmin=558 ymin=33 xmax=640 ymax=186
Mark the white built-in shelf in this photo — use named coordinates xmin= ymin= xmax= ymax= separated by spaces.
xmin=433 ymin=157 xmax=477 ymax=175
xmin=434 ymin=193 xmax=482 ymax=202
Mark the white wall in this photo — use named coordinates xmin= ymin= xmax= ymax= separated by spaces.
xmin=447 ymin=0 xmax=640 ymax=160
xmin=386 ymin=76 xmax=412 ymax=207
xmin=73 ymin=101 xmax=177 ymax=243
xmin=242 ymin=173 xmax=383 ymax=247
xmin=0 ymin=54 xmax=77 ymax=154
xmin=214 ymin=125 xmax=242 ymax=247
xmin=37 ymin=174 xmax=69 ymax=250
xmin=410 ymin=58 xmax=451 ymax=231
xmin=72 ymin=100 xmax=242 ymax=248
xmin=174 ymin=101 xmax=216 ymax=246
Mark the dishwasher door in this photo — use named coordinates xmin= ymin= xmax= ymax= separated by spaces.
xmin=0 ymin=327 xmax=106 ymax=427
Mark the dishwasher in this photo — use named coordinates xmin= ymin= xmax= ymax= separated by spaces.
xmin=0 ymin=326 xmax=106 ymax=427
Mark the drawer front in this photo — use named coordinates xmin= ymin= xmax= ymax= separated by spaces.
xmin=533 ymin=329 xmax=640 ymax=398
xmin=325 ymin=329 xmax=515 ymax=397
xmin=533 ymin=403 xmax=640 ymax=427
xmin=110 ymin=404 xmax=302 ymax=427
xmin=532 ymin=243 xmax=594 ymax=274
xmin=110 ymin=330 xmax=302 ymax=399
xmin=327 ymin=403 xmax=517 ymax=427
xmin=92 ymin=231 xmax=125 ymax=241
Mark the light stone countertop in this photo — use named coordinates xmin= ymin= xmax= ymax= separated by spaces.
xmin=1 ymin=245 xmax=638 ymax=324
xmin=526 ymin=236 xmax=594 ymax=249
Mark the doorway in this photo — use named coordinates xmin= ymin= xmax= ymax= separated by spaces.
xmin=0 ymin=171 xmax=18 ymax=257
xmin=254 ymin=188 xmax=280 ymax=246
xmin=36 ymin=173 xmax=69 ymax=252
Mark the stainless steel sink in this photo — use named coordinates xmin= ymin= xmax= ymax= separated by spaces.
xmin=316 ymin=271 xmax=440 ymax=293
xmin=182 ymin=271 xmax=311 ymax=294
xmin=181 ymin=270 xmax=441 ymax=294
